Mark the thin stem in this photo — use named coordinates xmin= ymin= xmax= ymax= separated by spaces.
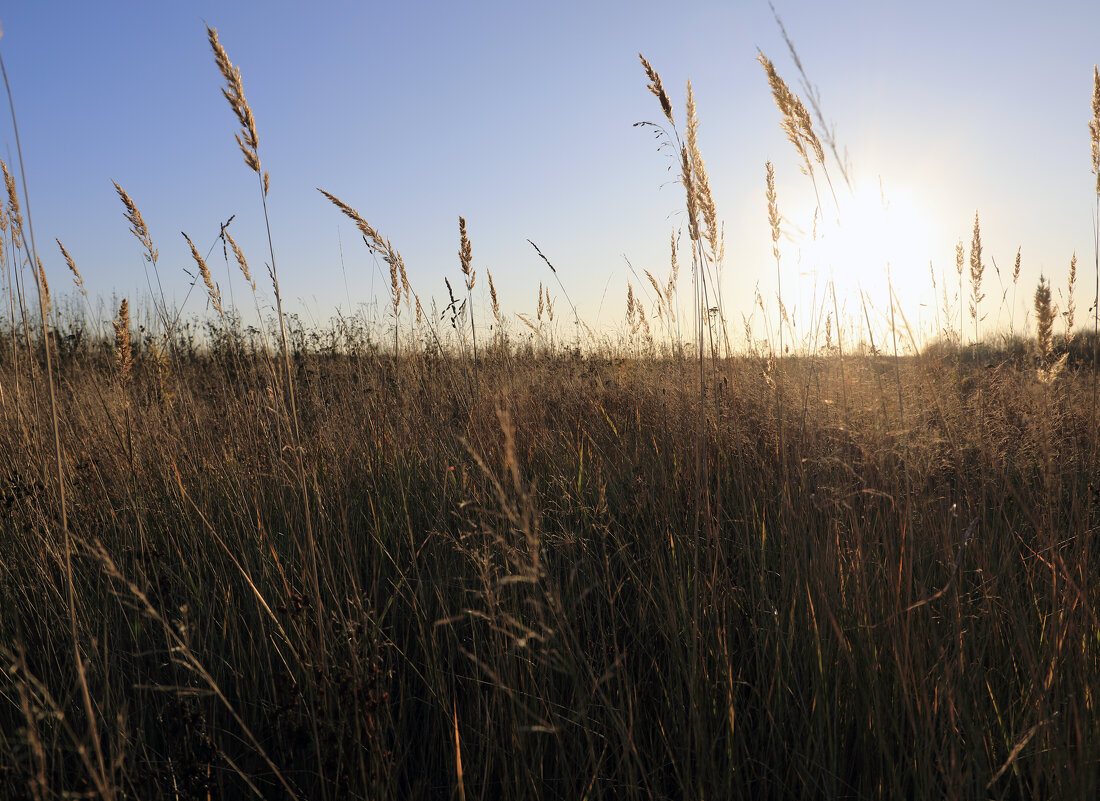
xmin=1 ymin=48 xmax=114 ymax=800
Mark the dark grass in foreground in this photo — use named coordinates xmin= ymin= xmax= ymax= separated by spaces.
xmin=1 ymin=330 xmax=1099 ymax=800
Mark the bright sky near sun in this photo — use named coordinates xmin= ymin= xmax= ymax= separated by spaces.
xmin=1 ymin=0 xmax=1099 ymax=350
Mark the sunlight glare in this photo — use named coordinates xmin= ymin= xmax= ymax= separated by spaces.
xmin=793 ymin=179 xmax=941 ymax=347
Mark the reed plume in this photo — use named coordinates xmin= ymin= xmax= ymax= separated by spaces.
xmin=457 ymin=216 xmax=478 ymax=372
xmin=112 ymin=298 xmax=132 ymax=385
xmin=1 ymin=158 xmax=22 ymax=249
xmin=1067 ymin=252 xmax=1077 ymax=345
xmin=487 ymin=269 xmax=499 ymax=316
xmin=487 ymin=268 xmax=502 ymax=328
xmin=757 ymin=50 xmax=825 ymax=206
xmin=638 ymin=54 xmax=673 ymax=125
xmin=635 ymin=294 xmax=651 ymax=340
xmin=1011 ymin=246 xmax=1021 ymax=333
xmin=207 ymin=25 xmax=261 ymax=182
xmin=666 ymin=231 xmax=679 ymax=311
xmin=516 ymin=313 xmax=540 ymax=335
xmin=685 ymin=82 xmax=719 ymax=260
xmin=1091 ymin=65 xmax=1100 ymax=196
xmin=458 ymin=216 xmax=475 ymax=291
xmin=766 ymin=161 xmax=784 ymax=356
xmin=1035 ymin=275 xmax=1055 ymax=360
xmin=112 ymin=182 xmax=158 ymax=264
xmin=444 ymin=277 xmax=457 ymax=329
xmin=969 ymin=212 xmax=985 ymax=342
xmin=644 ymin=269 xmax=664 ymax=319
xmin=390 ymin=256 xmax=402 ymax=319
xmin=222 ymin=228 xmax=255 ymax=291
xmin=182 ymin=232 xmax=223 ymax=315
xmin=55 ymin=238 xmax=85 ymax=296
xmin=35 ymin=256 xmax=48 ymax=314
xmin=317 ymin=188 xmax=407 ymax=296
xmin=679 ymin=140 xmax=700 ymax=245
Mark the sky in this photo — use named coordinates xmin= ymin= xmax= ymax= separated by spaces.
xmin=1 ymin=0 xmax=1099 ymax=351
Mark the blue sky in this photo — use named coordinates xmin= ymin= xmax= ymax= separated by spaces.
xmin=1 ymin=0 xmax=1099 ymax=349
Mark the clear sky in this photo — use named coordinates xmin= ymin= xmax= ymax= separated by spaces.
xmin=1 ymin=0 xmax=1098 ymax=350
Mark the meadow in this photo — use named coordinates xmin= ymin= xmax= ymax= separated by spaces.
xmin=1 ymin=23 xmax=1100 ymax=801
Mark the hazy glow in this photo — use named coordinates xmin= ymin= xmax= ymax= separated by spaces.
xmin=788 ymin=179 xmax=942 ymax=345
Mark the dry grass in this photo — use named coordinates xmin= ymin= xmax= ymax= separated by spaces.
xmin=2 ymin=331 xmax=1099 ymax=799
xmin=1 ymin=22 xmax=1099 ymax=801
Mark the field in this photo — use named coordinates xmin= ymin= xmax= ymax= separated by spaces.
xmin=2 ymin=20 xmax=1100 ymax=801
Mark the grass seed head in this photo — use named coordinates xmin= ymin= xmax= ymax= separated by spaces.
xmin=183 ymin=232 xmax=223 ymax=314
xmin=113 ymin=298 xmax=132 ymax=385
xmin=487 ymin=268 xmax=501 ymax=324
xmin=207 ymin=25 xmax=261 ymax=175
xmin=223 ymin=228 xmax=255 ymax=291
xmin=766 ymin=161 xmax=781 ymax=260
xmin=458 ymin=216 xmax=474 ymax=291
xmin=35 ymin=257 xmax=49 ymax=314
xmin=1091 ymin=65 xmax=1100 ymax=196
xmin=969 ymin=212 xmax=985 ymax=324
xmin=686 ymin=81 xmax=719 ymax=259
xmin=1 ymin=159 xmax=23 ymax=249
xmin=1034 ymin=274 xmax=1055 ymax=360
xmin=56 ymin=239 xmax=86 ymax=296
xmin=1066 ymin=252 xmax=1077 ymax=344
xmin=639 ymin=54 xmax=673 ymax=125
xmin=113 ymin=182 xmax=158 ymax=264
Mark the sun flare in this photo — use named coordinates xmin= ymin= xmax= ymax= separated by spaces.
xmin=790 ymin=179 xmax=941 ymax=344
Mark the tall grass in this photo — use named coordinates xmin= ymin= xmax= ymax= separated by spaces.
xmin=0 ymin=20 xmax=1099 ymax=801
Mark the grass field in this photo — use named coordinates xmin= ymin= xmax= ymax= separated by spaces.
xmin=1 ymin=21 xmax=1100 ymax=801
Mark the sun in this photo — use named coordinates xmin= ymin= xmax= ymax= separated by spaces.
xmin=793 ymin=179 xmax=941 ymax=343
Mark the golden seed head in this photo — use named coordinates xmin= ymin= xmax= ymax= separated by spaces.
xmin=644 ymin=269 xmax=663 ymax=309
xmin=680 ymin=145 xmax=699 ymax=242
xmin=222 ymin=228 xmax=255 ymax=290
xmin=685 ymin=81 xmax=719 ymax=260
xmin=318 ymin=188 xmax=408 ymax=298
xmin=667 ymin=230 xmax=679 ymax=307
xmin=113 ymin=182 xmax=158 ymax=264
xmin=182 ymin=232 xmax=223 ymax=314
xmin=1067 ymin=252 xmax=1078 ymax=342
xmin=458 ymin=216 xmax=475 ymax=290
xmin=516 ymin=313 xmax=540 ymax=335
xmin=639 ymin=54 xmax=673 ymax=125
xmin=969 ymin=212 xmax=984 ymax=322
xmin=113 ymin=298 xmax=133 ymax=385
xmin=1034 ymin=274 xmax=1055 ymax=360
xmin=487 ymin=268 xmax=501 ymax=321
xmin=207 ymin=25 xmax=261 ymax=175
xmin=1091 ymin=65 xmax=1100 ymax=195
xmin=396 ymin=247 xmax=410 ymax=299
xmin=390 ymin=255 xmax=401 ymax=311
xmin=56 ymin=238 xmax=86 ymax=296
xmin=1 ymin=159 xmax=23 ymax=248
xmin=36 ymin=257 xmax=50 ymax=313
xmin=766 ymin=161 xmax=781 ymax=261
xmin=758 ymin=51 xmax=822 ymax=173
